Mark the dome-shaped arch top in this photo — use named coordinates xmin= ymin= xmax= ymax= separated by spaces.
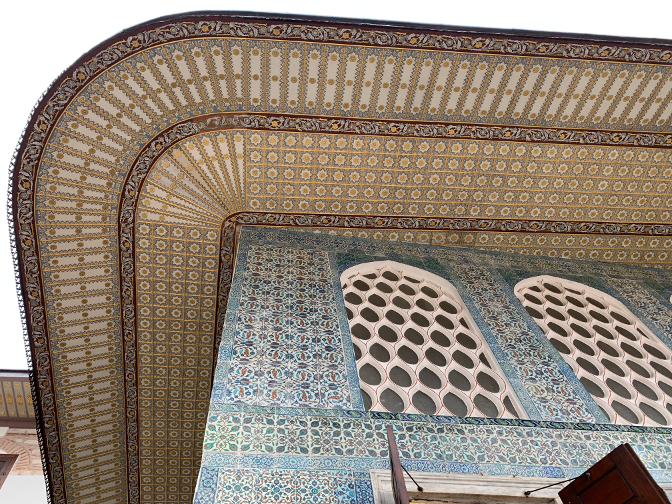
xmin=515 ymin=275 xmax=672 ymax=426
xmin=341 ymin=261 xmax=525 ymax=419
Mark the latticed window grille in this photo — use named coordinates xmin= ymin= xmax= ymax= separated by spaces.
xmin=515 ymin=276 xmax=672 ymax=426
xmin=341 ymin=261 xmax=524 ymax=419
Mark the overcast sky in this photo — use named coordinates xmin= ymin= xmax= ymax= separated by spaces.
xmin=0 ymin=0 xmax=668 ymax=370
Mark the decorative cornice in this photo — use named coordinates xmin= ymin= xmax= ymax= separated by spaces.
xmin=9 ymin=12 xmax=672 ymax=504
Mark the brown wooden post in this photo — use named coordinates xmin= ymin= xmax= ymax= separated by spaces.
xmin=387 ymin=425 xmax=409 ymax=504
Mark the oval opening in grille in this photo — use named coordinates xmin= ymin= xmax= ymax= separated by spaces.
xmin=597 ymin=341 xmax=619 ymax=357
xmin=589 ymin=310 xmax=610 ymax=324
xmin=345 ymin=292 xmax=363 ymax=304
xmin=410 ymin=312 xmax=430 ymax=327
xmin=524 ymin=293 xmax=543 ymax=305
xmin=382 ymin=271 xmax=399 ymax=282
xmin=443 ymin=392 xmax=468 ymax=416
xmin=566 ymin=295 xmax=585 ymax=307
xmin=633 ymin=380 xmax=657 ymax=400
xmin=404 ymin=327 xmax=425 ymax=346
xmin=580 ymin=377 xmax=605 ymax=398
xmin=370 ymin=343 xmax=391 ymax=362
xmin=419 ymin=368 xmax=442 ymax=389
xmin=430 ymin=330 xmax=451 ymax=347
xmin=616 ymin=326 xmax=636 ymax=341
xmin=601 ymin=358 xmax=626 ymax=377
xmin=644 ymin=344 xmax=666 ymax=360
xmin=415 ymin=298 xmax=434 ymax=311
xmin=453 ymin=350 xmax=475 ymax=368
xmin=546 ymin=308 xmax=567 ymax=321
xmin=570 ymin=323 xmax=591 ymax=338
xmin=610 ymin=311 xmax=631 ymax=325
xmin=620 ymin=342 xmax=643 ymax=359
xmin=545 ymin=295 xmax=564 ymax=306
xmin=399 ymin=284 xmax=416 ymax=296
xmin=435 ymin=314 xmax=454 ymax=330
xmin=476 ymin=371 xmax=500 ymax=393
xmin=376 ymin=282 xmax=394 ymax=293
xmin=567 ymin=308 xmax=588 ymax=322
xmin=448 ymin=369 xmax=471 ymax=391
xmin=359 ymin=363 xmax=382 ymax=386
xmin=548 ymin=322 xmax=568 ymax=337
xmin=456 ymin=332 xmax=477 ymax=350
xmin=377 ymin=325 xmax=399 ymax=343
xmin=361 ymin=389 xmax=373 ymax=410
xmin=385 ymin=310 xmax=405 ymax=325
xmin=353 ymin=279 xmax=371 ymax=291
xmin=392 ymin=296 xmax=411 ymax=310
xmin=576 ymin=357 xmax=599 ymax=375
xmin=640 ymin=402 xmax=668 ymax=426
xmin=503 ymin=396 xmax=519 ymax=418
xmin=474 ymin=393 xmax=499 ymax=417
xmin=351 ymin=323 xmax=371 ymax=340
xmin=421 ymin=286 xmax=439 ymax=298
xmin=398 ymin=346 xmax=419 ymax=365
xmin=360 ymin=307 xmax=380 ymax=323
xmin=368 ymin=294 xmax=387 ymax=307
xmin=543 ymin=283 xmax=563 ymax=294
xmin=651 ymin=362 xmax=672 ymax=380
xmin=612 ymin=400 xmax=639 ymax=424
xmin=549 ymin=338 xmax=571 ymax=354
xmin=390 ymin=366 xmax=412 ymax=387
xmin=439 ymin=300 xmax=458 ymax=314
xmin=380 ymin=388 xmax=405 ymax=413
xmin=412 ymin=391 xmax=437 ymax=415
xmin=594 ymin=326 xmax=615 ymax=339
xmin=586 ymin=296 xmax=606 ymax=309
xmin=525 ymin=306 xmax=544 ymax=319
xmin=626 ymin=360 xmax=650 ymax=378
xmin=426 ymin=347 xmax=447 ymax=367
xmin=606 ymin=378 xmax=631 ymax=399
xmin=574 ymin=340 xmax=595 ymax=356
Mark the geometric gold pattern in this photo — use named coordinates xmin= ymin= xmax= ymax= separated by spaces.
xmin=8 ymin=12 xmax=672 ymax=504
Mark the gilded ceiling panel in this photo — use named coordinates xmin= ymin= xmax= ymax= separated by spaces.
xmin=9 ymin=12 xmax=672 ymax=504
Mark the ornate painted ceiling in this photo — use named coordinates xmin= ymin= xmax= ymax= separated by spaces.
xmin=8 ymin=11 xmax=672 ymax=504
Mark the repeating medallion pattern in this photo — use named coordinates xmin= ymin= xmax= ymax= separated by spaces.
xmin=8 ymin=12 xmax=672 ymax=504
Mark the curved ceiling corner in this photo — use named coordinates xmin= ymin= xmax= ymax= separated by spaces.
xmin=8 ymin=11 xmax=672 ymax=504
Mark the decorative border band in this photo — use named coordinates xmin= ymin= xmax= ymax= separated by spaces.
xmin=9 ymin=13 xmax=672 ymax=504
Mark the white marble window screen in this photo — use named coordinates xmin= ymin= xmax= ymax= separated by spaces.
xmin=341 ymin=261 xmax=525 ymax=419
xmin=515 ymin=275 xmax=672 ymax=426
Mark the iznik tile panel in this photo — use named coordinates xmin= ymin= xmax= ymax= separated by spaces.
xmin=211 ymin=243 xmax=354 ymax=409
xmin=195 ymin=227 xmax=672 ymax=504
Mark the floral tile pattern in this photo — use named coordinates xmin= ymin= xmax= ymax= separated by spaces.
xmin=212 ymin=243 xmax=355 ymax=409
xmin=194 ymin=227 xmax=672 ymax=503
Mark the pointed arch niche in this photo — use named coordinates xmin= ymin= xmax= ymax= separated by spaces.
xmin=515 ymin=275 xmax=672 ymax=426
xmin=341 ymin=261 xmax=525 ymax=419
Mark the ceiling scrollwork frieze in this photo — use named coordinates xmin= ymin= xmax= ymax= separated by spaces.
xmin=9 ymin=12 xmax=672 ymax=504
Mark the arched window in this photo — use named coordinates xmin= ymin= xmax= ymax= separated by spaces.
xmin=341 ymin=261 xmax=524 ymax=419
xmin=515 ymin=276 xmax=672 ymax=426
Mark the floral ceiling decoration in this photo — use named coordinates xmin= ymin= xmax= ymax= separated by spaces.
xmin=8 ymin=11 xmax=672 ymax=504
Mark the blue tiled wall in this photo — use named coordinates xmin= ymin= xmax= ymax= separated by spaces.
xmin=194 ymin=227 xmax=672 ymax=503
